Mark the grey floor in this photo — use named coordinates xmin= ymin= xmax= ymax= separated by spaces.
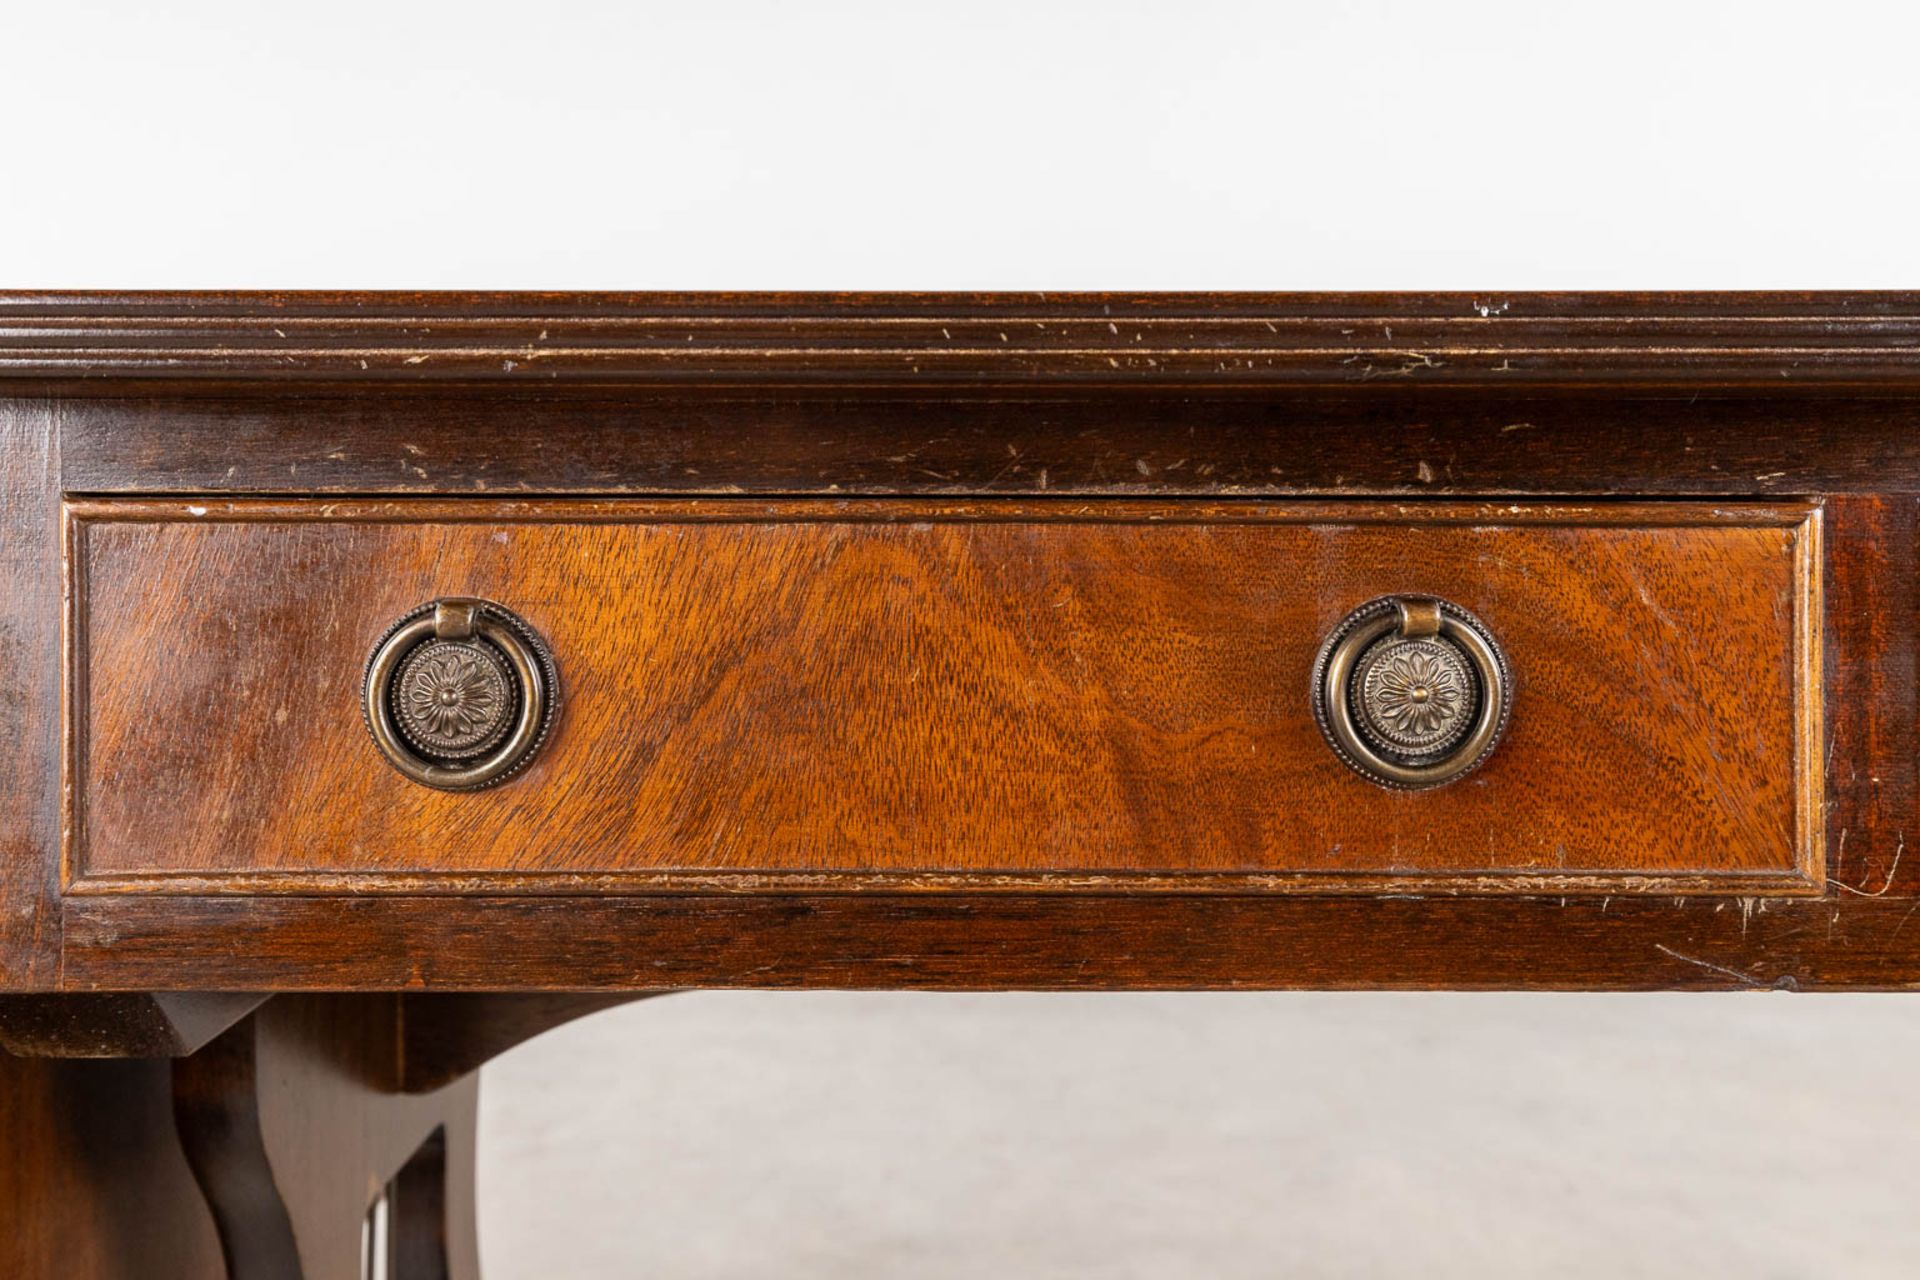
xmin=477 ymin=992 xmax=1919 ymax=1278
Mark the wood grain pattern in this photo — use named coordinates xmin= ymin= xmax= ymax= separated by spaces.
xmin=8 ymin=290 xmax=1920 ymax=387
xmin=1821 ymin=496 xmax=1918 ymax=899
xmin=48 ymin=891 xmax=1920 ymax=993
xmin=3 ymin=293 xmax=1919 ymax=992
xmin=0 ymin=399 xmax=60 ymax=990
xmin=33 ymin=495 xmax=1889 ymax=993
xmin=66 ymin=498 xmax=1820 ymax=895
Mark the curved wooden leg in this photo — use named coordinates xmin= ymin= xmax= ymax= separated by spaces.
xmin=174 ymin=995 xmax=480 ymax=1280
xmin=0 ymin=1051 xmax=225 ymax=1279
xmin=5 ymin=991 xmax=658 ymax=1278
xmin=387 ymin=1116 xmax=481 ymax=1280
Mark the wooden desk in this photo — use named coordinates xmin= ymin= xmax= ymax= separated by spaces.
xmin=1 ymin=292 xmax=1914 ymax=1277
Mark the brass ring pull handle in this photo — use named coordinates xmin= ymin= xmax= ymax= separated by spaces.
xmin=1310 ymin=595 xmax=1512 ymax=790
xmin=363 ymin=598 xmax=559 ymax=791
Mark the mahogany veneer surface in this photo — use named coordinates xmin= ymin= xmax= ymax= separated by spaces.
xmin=0 ymin=291 xmax=1914 ymax=991
xmin=67 ymin=498 xmax=1820 ymax=895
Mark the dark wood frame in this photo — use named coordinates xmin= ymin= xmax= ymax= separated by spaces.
xmin=6 ymin=290 xmax=1920 ymax=389
xmin=4 ymin=292 xmax=1919 ymax=993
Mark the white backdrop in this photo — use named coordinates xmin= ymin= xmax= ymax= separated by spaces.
xmin=9 ymin=1 xmax=1920 ymax=288
xmin=9 ymin=3 xmax=1920 ymax=1276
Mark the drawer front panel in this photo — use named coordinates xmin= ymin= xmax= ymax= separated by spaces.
xmin=65 ymin=499 xmax=1821 ymax=895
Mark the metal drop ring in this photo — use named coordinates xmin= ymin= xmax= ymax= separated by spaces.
xmin=363 ymin=598 xmax=559 ymax=791
xmin=1310 ymin=596 xmax=1512 ymax=790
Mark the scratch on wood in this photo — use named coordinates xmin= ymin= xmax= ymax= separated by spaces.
xmin=1830 ymin=831 xmax=1903 ymax=897
xmin=1653 ymin=944 xmax=1769 ymax=988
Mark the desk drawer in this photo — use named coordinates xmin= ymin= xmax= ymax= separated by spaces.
xmin=64 ymin=499 xmax=1821 ymax=896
